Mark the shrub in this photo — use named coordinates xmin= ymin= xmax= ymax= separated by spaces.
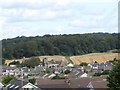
xmin=29 ymin=78 xmax=36 ymax=84
xmin=80 ymin=62 xmax=88 ymax=66
xmin=2 ymin=75 xmax=16 ymax=85
xmin=52 ymin=75 xmax=65 ymax=80
xmin=64 ymin=69 xmax=70 ymax=74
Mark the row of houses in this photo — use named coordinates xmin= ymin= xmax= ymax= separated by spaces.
xmin=0 ymin=58 xmax=113 ymax=90
xmin=1 ymin=74 xmax=108 ymax=90
xmin=1 ymin=61 xmax=112 ymax=77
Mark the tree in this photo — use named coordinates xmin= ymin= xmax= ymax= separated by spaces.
xmin=29 ymin=78 xmax=36 ymax=85
xmin=64 ymin=69 xmax=70 ymax=74
xmin=80 ymin=62 xmax=88 ymax=66
xmin=52 ymin=75 xmax=65 ymax=80
xmin=2 ymin=33 xmax=118 ymax=59
xmin=21 ymin=57 xmax=41 ymax=68
xmin=44 ymin=68 xmax=51 ymax=73
xmin=93 ymin=72 xmax=101 ymax=76
xmin=2 ymin=75 xmax=16 ymax=85
xmin=107 ymin=59 xmax=120 ymax=89
xmin=9 ymin=61 xmax=20 ymax=66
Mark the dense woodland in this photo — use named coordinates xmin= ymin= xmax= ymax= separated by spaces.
xmin=2 ymin=33 xmax=119 ymax=59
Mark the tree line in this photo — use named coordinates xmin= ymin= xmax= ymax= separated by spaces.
xmin=2 ymin=33 xmax=119 ymax=59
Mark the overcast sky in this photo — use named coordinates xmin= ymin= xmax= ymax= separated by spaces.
xmin=0 ymin=0 xmax=119 ymax=39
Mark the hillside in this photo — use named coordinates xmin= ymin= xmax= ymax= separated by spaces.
xmin=2 ymin=33 xmax=118 ymax=59
xmin=5 ymin=53 xmax=119 ymax=65
xmin=38 ymin=56 xmax=66 ymax=61
xmin=70 ymin=53 xmax=119 ymax=65
xmin=5 ymin=55 xmax=66 ymax=65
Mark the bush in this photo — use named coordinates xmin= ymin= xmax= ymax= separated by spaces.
xmin=9 ymin=61 xmax=20 ymax=66
xmin=64 ymin=69 xmax=70 ymax=74
xmin=102 ymin=70 xmax=110 ymax=75
xmin=44 ymin=68 xmax=51 ymax=73
xmin=2 ymin=75 xmax=16 ymax=85
xmin=29 ymin=78 xmax=36 ymax=84
xmin=80 ymin=62 xmax=88 ymax=66
xmin=27 ymin=73 xmax=33 ymax=76
xmin=52 ymin=75 xmax=65 ymax=80
xmin=93 ymin=72 xmax=101 ymax=76
xmin=107 ymin=60 xmax=120 ymax=89
xmin=21 ymin=57 xmax=40 ymax=68
xmin=93 ymin=70 xmax=110 ymax=76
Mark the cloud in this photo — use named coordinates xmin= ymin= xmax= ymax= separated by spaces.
xmin=69 ymin=19 xmax=94 ymax=28
xmin=0 ymin=0 xmax=118 ymax=39
xmin=0 ymin=0 xmax=54 ymax=9
xmin=1 ymin=7 xmax=73 ymax=22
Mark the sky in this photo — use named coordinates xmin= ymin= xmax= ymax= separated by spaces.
xmin=0 ymin=0 xmax=119 ymax=39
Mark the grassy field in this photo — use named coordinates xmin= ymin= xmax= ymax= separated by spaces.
xmin=70 ymin=53 xmax=119 ymax=65
xmin=5 ymin=55 xmax=66 ymax=65
xmin=5 ymin=58 xmax=26 ymax=66
xmin=37 ymin=55 xmax=66 ymax=61
xmin=5 ymin=53 xmax=119 ymax=65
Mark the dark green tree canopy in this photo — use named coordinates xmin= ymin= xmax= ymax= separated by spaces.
xmin=21 ymin=57 xmax=41 ymax=68
xmin=80 ymin=62 xmax=88 ymax=66
xmin=2 ymin=75 xmax=16 ymax=85
xmin=29 ymin=78 xmax=36 ymax=85
xmin=107 ymin=59 xmax=120 ymax=90
xmin=2 ymin=33 xmax=119 ymax=59
xmin=64 ymin=69 xmax=71 ymax=74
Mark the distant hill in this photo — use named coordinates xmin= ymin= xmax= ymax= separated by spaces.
xmin=2 ymin=33 xmax=119 ymax=59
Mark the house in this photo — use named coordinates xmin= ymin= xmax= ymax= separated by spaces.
xmin=34 ymin=65 xmax=44 ymax=72
xmin=79 ymin=66 xmax=92 ymax=72
xmin=80 ymin=73 xmax=89 ymax=78
xmin=22 ymin=83 xmax=41 ymax=90
xmin=2 ymin=65 xmax=21 ymax=76
xmin=98 ymin=63 xmax=106 ymax=71
xmin=87 ymin=80 xmax=109 ymax=89
xmin=67 ymin=75 xmax=108 ymax=89
xmin=71 ymin=68 xmax=81 ymax=76
xmin=47 ymin=60 xmax=62 ymax=68
xmin=36 ymin=78 xmax=69 ymax=89
xmin=6 ymin=79 xmax=40 ymax=90
xmin=84 ymin=66 xmax=92 ymax=72
xmin=42 ymin=58 xmax=63 ymax=68
xmin=91 ymin=62 xmax=113 ymax=71
xmin=21 ymin=67 xmax=29 ymax=73
xmin=67 ymin=78 xmax=91 ymax=88
xmin=48 ymin=73 xmax=56 ymax=78
xmin=92 ymin=63 xmax=99 ymax=70
xmin=6 ymin=79 xmax=27 ymax=90
xmin=53 ymin=67 xmax=64 ymax=74
xmin=104 ymin=62 xmax=112 ymax=70
xmin=67 ymin=63 xmax=74 ymax=68
xmin=60 ymin=61 xmax=68 ymax=67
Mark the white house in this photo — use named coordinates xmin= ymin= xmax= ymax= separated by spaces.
xmin=48 ymin=73 xmax=56 ymax=78
xmin=67 ymin=63 xmax=74 ymax=68
xmin=80 ymin=73 xmax=89 ymax=78
xmin=6 ymin=79 xmax=40 ymax=90
xmin=22 ymin=83 xmax=41 ymax=90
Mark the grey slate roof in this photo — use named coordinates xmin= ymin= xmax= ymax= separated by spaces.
xmin=6 ymin=79 xmax=28 ymax=90
xmin=38 ymin=84 xmax=69 ymax=88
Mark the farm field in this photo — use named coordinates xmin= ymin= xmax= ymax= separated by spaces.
xmin=70 ymin=53 xmax=119 ymax=65
xmin=4 ymin=53 xmax=119 ymax=65
xmin=5 ymin=55 xmax=66 ymax=65
xmin=37 ymin=55 xmax=66 ymax=61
